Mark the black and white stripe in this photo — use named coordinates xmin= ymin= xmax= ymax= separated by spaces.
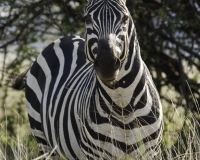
xmin=25 ymin=0 xmax=163 ymax=159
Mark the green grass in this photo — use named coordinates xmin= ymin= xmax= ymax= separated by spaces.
xmin=1 ymin=90 xmax=200 ymax=160
xmin=1 ymin=108 xmax=200 ymax=160
xmin=0 ymin=134 xmax=39 ymax=160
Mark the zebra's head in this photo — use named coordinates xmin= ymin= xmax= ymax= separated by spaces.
xmin=84 ymin=0 xmax=132 ymax=82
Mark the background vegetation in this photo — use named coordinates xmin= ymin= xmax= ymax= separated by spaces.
xmin=0 ymin=0 xmax=200 ymax=159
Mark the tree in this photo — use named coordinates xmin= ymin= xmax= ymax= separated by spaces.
xmin=0 ymin=0 xmax=87 ymax=137
xmin=135 ymin=0 xmax=200 ymax=112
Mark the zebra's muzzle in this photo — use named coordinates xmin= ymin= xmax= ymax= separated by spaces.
xmin=94 ymin=39 xmax=121 ymax=81
xmin=94 ymin=58 xmax=120 ymax=82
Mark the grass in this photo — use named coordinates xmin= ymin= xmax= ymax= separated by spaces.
xmin=1 ymin=91 xmax=200 ymax=159
xmin=0 ymin=134 xmax=39 ymax=160
xmin=160 ymin=110 xmax=200 ymax=159
xmin=1 ymin=108 xmax=200 ymax=160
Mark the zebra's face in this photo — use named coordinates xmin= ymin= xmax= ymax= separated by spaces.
xmin=84 ymin=0 xmax=130 ymax=82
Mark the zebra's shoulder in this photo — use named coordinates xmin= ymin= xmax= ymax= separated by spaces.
xmin=56 ymin=35 xmax=85 ymax=54
xmin=56 ymin=35 xmax=85 ymax=44
xmin=39 ymin=35 xmax=85 ymax=59
xmin=33 ymin=35 xmax=87 ymax=78
xmin=40 ymin=35 xmax=84 ymax=52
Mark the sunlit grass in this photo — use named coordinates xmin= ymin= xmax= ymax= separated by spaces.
xmin=1 ymin=90 xmax=200 ymax=159
xmin=0 ymin=134 xmax=39 ymax=160
xmin=1 ymin=107 xmax=200 ymax=160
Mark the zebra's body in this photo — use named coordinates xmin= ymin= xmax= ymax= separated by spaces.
xmin=25 ymin=0 xmax=163 ymax=159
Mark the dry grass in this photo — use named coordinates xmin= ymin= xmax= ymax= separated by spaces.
xmin=1 ymin=107 xmax=200 ymax=160
xmin=1 ymin=87 xmax=200 ymax=160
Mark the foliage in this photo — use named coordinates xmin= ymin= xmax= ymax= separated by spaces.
xmin=131 ymin=0 xmax=200 ymax=112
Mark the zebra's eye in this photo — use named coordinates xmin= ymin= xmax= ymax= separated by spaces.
xmin=84 ymin=15 xmax=92 ymax=25
xmin=122 ymin=15 xmax=129 ymax=23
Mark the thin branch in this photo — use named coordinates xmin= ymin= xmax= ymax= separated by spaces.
xmin=46 ymin=0 xmax=67 ymax=36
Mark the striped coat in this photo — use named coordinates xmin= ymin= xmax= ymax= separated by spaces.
xmin=24 ymin=0 xmax=163 ymax=159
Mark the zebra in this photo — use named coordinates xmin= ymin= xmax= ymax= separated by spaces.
xmin=13 ymin=0 xmax=163 ymax=159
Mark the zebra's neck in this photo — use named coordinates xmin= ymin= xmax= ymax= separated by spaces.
xmin=96 ymin=33 xmax=146 ymax=109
